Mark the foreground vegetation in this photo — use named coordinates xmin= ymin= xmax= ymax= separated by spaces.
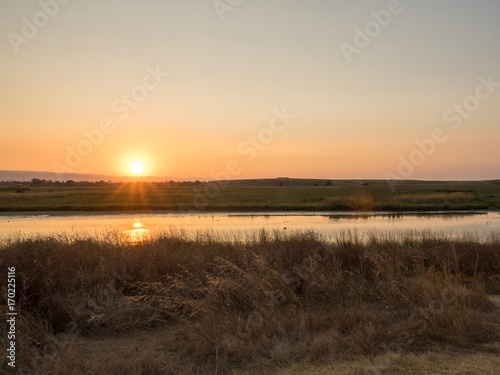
xmin=0 ymin=179 xmax=499 ymax=212
xmin=1 ymin=230 xmax=500 ymax=374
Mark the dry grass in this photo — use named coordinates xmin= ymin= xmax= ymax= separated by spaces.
xmin=1 ymin=230 xmax=499 ymax=374
xmin=252 ymin=346 xmax=500 ymax=374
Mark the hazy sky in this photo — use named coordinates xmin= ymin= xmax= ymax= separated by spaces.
xmin=1 ymin=0 xmax=499 ymax=180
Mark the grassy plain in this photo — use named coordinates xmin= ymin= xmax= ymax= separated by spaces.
xmin=1 ymin=230 xmax=500 ymax=374
xmin=0 ymin=179 xmax=499 ymax=212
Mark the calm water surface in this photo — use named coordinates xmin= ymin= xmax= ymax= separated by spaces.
xmin=0 ymin=211 xmax=499 ymax=243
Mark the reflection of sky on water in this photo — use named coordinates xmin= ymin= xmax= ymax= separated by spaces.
xmin=0 ymin=211 xmax=498 ymax=243
xmin=327 ymin=212 xmax=485 ymax=222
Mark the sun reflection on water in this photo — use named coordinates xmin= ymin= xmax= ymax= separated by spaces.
xmin=122 ymin=221 xmax=151 ymax=244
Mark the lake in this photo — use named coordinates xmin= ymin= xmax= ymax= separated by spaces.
xmin=1 ymin=211 xmax=499 ymax=243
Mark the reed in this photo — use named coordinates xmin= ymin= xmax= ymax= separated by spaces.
xmin=1 ymin=230 xmax=499 ymax=374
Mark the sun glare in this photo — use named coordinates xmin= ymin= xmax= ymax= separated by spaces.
xmin=129 ymin=161 xmax=145 ymax=175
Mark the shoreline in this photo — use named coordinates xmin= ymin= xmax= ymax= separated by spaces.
xmin=0 ymin=206 xmax=498 ymax=213
xmin=0 ymin=209 xmax=497 ymax=216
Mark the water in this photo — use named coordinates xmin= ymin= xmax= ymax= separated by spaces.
xmin=0 ymin=211 xmax=499 ymax=243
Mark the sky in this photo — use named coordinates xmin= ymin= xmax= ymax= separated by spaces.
xmin=1 ymin=0 xmax=499 ymax=181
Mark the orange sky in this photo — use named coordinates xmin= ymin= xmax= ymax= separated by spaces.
xmin=1 ymin=1 xmax=499 ymax=180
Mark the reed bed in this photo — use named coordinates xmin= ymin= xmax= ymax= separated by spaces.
xmin=1 ymin=230 xmax=499 ymax=374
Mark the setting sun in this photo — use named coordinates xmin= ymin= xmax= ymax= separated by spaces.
xmin=129 ymin=161 xmax=145 ymax=175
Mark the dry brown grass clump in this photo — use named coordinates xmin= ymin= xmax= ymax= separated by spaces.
xmin=0 ymin=230 xmax=499 ymax=374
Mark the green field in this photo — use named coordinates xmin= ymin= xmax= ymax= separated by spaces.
xmin=0 ymin=179 xmax=499 ymax=212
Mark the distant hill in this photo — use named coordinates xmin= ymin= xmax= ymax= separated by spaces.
xmin=215 ymin=178 xmax=500 ymax=187
xmin=1 ymin=170 xmax=498 ymax=186
xmin=221 ymin=178 xmax=359 ymax=187
xmin=0 ymin=170 xmax=190 ymax=183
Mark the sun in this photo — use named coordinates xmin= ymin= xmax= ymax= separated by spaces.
xmin=129 ymin=161 xmax=145 ymax=175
